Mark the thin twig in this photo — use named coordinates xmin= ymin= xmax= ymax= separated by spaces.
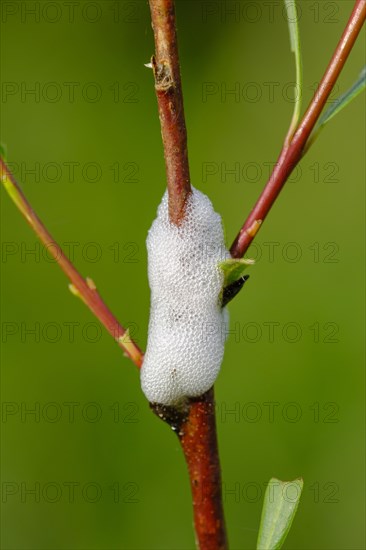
xmin=230 ymin=0 xmax=366 ymax=259
xmin=149 ymin=0 xmax=191 ymax=225
xmin=0 ymin=157 xmax=143 ymax=368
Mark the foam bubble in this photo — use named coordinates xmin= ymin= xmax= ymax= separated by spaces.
xmin=141 ymin=187 xmax=230 ymax=405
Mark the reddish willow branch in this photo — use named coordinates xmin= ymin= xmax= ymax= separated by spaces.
xmin=178 ymin=389 xmax=227 ymax=550
xmin=230 ymin=0 xmax=366 ymax=259
xmin=149 ymin=0 xmax=191 ymax=225
xmin=148 ymin=1 xmax=227 ymax=549
xmin=0 ymin=157 xmax=143 ymax=368
xmin=152 ymin=389 xmax=227 ymax=550
xmin=148 ymin=1 xmax=365 ymax=550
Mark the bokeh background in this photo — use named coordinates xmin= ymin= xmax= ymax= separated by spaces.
xmin=1 ymin=1 xmax=365 ymax=548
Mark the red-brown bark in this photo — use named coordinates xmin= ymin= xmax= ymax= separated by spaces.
xmin=149 ymin=0 xmax=191 ymax=225
xmin=0 ymin=157 xmax=143 ymax=368
xmin=230 ymin=0 xmax=366 ymax=259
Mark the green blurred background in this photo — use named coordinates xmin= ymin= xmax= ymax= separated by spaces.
xmin=1 ymin=1 xmax=365 ymax=548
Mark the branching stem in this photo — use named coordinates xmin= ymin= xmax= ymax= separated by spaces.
xmin=2 ymin=1 xmax=364 ymax=549
xmin=230 ymin=0 xmax=366 ymax=259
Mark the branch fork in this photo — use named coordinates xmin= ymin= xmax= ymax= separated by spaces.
xmin=1 ymin=1 xmax=365 ymax=549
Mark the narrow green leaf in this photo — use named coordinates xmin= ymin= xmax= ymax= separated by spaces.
xmin=219 ymin=258 xmax=254 ymax=288
xmin=319 ymin=66 xmax=366 ymax=126
xmin=257 ymin=477 xmax=303 ymax=550
xmin=284 ymin=0 xmax=303 ymax=142
xmin=307 ymin=66 xmax=366 ymax=149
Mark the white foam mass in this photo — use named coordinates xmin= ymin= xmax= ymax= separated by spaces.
xmin=141 ymin=186 xmax=230 ymax=405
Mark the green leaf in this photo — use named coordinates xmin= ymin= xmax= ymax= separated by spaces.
xmin=284 ymin=0 xmax=303 ymax=142
xmin=219 ymin=258 xmax=254 ymax=288
xmin=319 ymin=66 xmax=366 ymax=126
xmin=257 ymin=477 xmax=303 ymax=550
xmin=307 ymin=66 xmax=366 ymax=149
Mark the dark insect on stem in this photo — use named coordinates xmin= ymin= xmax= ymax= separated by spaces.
xmin=222 ymin=275 xmax=250 ymax=308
